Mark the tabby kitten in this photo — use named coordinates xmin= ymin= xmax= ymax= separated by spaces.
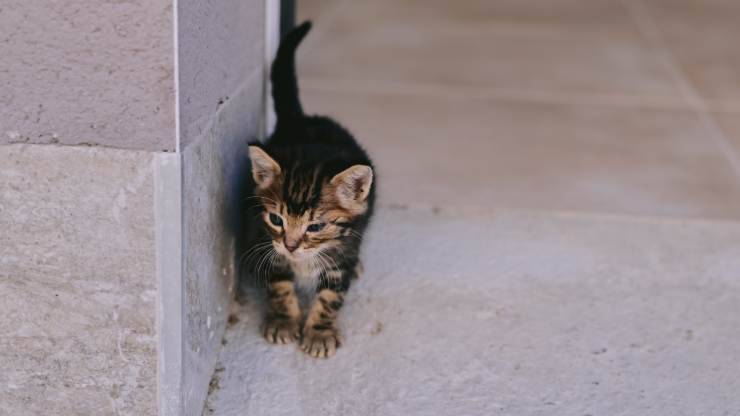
xmin=243 ymin=21 xmax=375 ymax=358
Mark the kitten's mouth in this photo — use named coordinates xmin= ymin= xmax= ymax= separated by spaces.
xmin=274 ymin=241 xmax=315 ymax=260
xmin=289 ymin=248 xmax=316 ymax=261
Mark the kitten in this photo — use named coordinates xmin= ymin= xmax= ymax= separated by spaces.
xmin=243 ymin=21 xmax=375 ymax=358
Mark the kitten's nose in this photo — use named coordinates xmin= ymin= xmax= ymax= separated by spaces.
xmin=284 ymin=239 xmax=299 ymax=253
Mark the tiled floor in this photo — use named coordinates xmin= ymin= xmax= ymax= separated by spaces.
xmin=298 ymin=0 xmax=740 ymax=219
xmin=207 ymin=1 xmax=740 ymax=415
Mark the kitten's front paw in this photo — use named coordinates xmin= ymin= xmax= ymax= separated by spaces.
xmin=300 ymin=327 xmax=342 ymax=358
xmin=262 ymin=317 xmax=300 ymax=344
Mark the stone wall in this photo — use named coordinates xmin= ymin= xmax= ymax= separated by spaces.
xmin=0 ymin=0 xmax=175 ymax=151
xmin=177 ymin=1 xmax=266 ymax=413
xmin=0 ymin=0 xmax=268 ymax=414
xmin=0 ymin=145 xmax=158 ymax=414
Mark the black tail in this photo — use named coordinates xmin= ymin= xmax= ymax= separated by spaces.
xmin=271 ymin=21 xmax=311 ymax=125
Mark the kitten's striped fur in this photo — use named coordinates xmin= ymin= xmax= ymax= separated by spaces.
xmin=242 ymin=21 xmax=375 ymax=358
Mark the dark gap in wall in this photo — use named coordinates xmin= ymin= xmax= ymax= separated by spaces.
xmin=280 ymin=0 xmax=296 ymax=39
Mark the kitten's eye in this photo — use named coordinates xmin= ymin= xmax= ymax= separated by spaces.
xmin=268 ymin=213 xmax=283 ymax=227
xmin=306 ymin=223 xmax=325 ymax=233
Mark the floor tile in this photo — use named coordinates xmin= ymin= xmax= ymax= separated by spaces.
xmin=303 ymin=89 xmax=740 ymax=219
xmin=297 ymin=0 xmax=681 ymax=99
xmin=640 ymin=0 xmax=740 ymax=100
xmin=296 ymin=0 xmax=343 ymax=22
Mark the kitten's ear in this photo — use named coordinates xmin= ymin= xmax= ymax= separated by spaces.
xmin=248 ymin=146 xmax=281 ymax=189
xmin=331 ymin=165 xmax=373 ymax=212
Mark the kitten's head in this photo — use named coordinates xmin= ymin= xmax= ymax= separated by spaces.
xmin=248 ymin=146 xmax=373 ymax=261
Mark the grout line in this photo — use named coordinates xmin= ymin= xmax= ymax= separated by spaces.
xmin=301 ymin=76 xmax=740 ymax=115
xmin=173 ymin=0 xmax=181 ymax=153
xmin=622 ymin=0 xmax=740 ymax=182
xmin=159 ymin=2 xmax=184 ymax=416
xmin=0 ymin=141 xmax=167 ymax=153
xmin=376 ymin=202 xmax=740 ymax=227
xmin=304 ymin=77 xmax=683 ymax=111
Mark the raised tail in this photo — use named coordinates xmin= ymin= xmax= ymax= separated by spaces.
xmin=271 ymin=21 xmax=312 ymax=125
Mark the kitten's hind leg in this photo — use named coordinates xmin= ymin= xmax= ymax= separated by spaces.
xmin=301 ymin=287 xmax=345 ymax=358
xmin=262 ymin=280 xmax=302 ymax=344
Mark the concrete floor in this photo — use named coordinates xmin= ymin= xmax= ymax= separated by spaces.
xmin=206 ymin=1 xmax=740 ymax=414
xmin=208 ymin=208 xmax=740 ymax=416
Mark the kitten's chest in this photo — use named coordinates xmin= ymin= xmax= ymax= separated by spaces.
xmin=287 ymin=258 xmax=321 ymax=290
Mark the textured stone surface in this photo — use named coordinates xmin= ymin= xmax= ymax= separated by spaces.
xmin=154 ymin=153 xmax=184 ymax=416
xmin=1 ymin=1 xmax=267 ymax=414
xmin=207 ymin=206 xmax=740 ymax=416
xmin=0 ymin=0 xmax=175 ymax=151
xmin=181 ymin=72 xmax=263 ymax=415
xmin=177 ymin=16 xmax=265 ymax=416
xmin=178 ymin=0 xmax=265 ymax=148
xmin=0 ymin=144 xmax=157 ymax=415
xmin=175 ymin=0 xmax=266 ymax=413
